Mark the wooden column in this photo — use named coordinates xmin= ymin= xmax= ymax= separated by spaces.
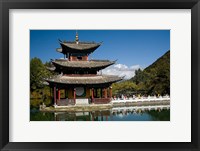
xmin=58 ymin=88 xmax=60 ymax=100
xmin=104 ymin=88 xmax=107 ymax=98
xmin=54 ymin=86 xmax=56 ymax=105
xmin=109 ymin=86 xmax=112 ymax=98
xmin=100 ymin=88 xmax=103 ymax=98
xmin=73 ymin=88 xmax=76 ymax=104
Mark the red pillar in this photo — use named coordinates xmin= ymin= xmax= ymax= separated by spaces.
xmin=73 ymin=88 xmax=76 ymax=104
xmin=109 ymin=86 xmax=112 ymax=98
xmin=54 ymin=86 xmax=56 ymax=105
xmin=104 ymin=88 xmax=107 ymax=98
xmin=58 ymin=89 xmax=60 ymax=100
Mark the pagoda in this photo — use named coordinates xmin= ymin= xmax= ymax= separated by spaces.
xmin=46 ymin=32 xmax=123 ymax=106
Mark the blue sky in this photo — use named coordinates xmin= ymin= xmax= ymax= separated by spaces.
xmin=30 ymin=30 xmax=170 ymax=79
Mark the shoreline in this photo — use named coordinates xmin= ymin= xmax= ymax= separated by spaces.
xmin=40 ymin=100 xmax=170 ymax=112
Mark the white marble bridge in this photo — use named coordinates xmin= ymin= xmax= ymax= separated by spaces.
xmin=111 ymin=96 xmax=170 ymax=104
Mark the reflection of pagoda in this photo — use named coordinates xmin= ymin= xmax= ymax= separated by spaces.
xmin=46 ymin=32 xmax=123 ymax=106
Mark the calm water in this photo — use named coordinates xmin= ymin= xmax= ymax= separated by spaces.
xmin=30 ymin=107 xmax=170 ymax=121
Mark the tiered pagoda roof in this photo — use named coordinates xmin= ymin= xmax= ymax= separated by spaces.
xmin=46 ymin=75 xmax=123 ymax=85
xmin=46 ymin=32 xmax=123 ymax=86
xmin=57 ymin=41 xmax=102 ymax=55
xmin=51 ymin=59 xmax=116 ymax=70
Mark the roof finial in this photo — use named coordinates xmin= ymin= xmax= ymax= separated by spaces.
xmin=75 ymin=30 xmax=79 ymax=44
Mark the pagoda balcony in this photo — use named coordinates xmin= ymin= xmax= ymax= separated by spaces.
xmin=56 ymin=98 xmax=111 ymax=106
xmin=52 ymin=59 xmax=115 ymax=68
xmin=93 ymin=98 xmax=111 ymax=104
xmin=57 ymin=99 xmax=75 ymax=106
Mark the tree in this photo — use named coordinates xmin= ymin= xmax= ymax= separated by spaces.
xmin=112 ymin=81 xmax=137 ymax=96
xmin=30 ymin=57 xmax=51 ymax=91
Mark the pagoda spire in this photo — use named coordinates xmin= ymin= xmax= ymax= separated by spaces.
xmin=75 ymin=31 xmax=79 ymax=44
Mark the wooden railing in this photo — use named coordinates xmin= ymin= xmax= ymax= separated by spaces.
xmin=57 ymin=98 xmax=111 ymax=106
xmin=93 ymin=98 xmax=111 ymax=104
xmin=57 ymin=99 xmax=75 ymax=106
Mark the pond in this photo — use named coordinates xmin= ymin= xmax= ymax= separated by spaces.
xmin=30 ymin=106 xmax=170 ymax=121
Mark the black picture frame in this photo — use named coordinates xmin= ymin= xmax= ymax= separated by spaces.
xmin=0 ymin=0 xmax=199 ymax=151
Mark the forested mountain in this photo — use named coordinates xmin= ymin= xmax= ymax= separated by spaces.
xmin=131 ymin=50 xmax=170 ymax=95
xmin=112 ymin=50 xmax=170 ymax=96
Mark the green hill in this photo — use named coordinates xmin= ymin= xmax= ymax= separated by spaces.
xmin=131 ymin=50 xmax=170 ymax=95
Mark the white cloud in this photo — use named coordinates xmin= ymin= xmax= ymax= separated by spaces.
xmin=100 ymin=63 xmax=141 ymax=79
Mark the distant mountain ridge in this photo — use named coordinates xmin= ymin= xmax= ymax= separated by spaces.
xmin=145 ymin=50 xmax=170 ymax=73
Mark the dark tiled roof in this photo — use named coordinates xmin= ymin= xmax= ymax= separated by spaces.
xmin=45 ymin=75 xmax=123 ymax=85
xmin=61 ymin=41 xmax=101 ymax=50
xmin=52 ymin=60 xmax=115 ymax=68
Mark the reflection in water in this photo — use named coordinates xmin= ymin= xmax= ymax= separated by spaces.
xmin=30 ymin=105 xmax=170 ymax=121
